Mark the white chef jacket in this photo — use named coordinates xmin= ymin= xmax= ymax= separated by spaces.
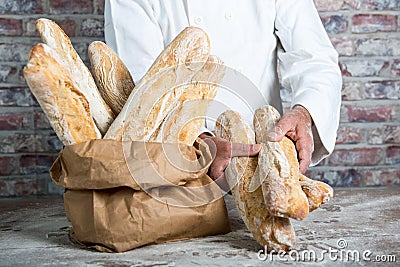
xmin=104 ymin=0 xmax=342 ymax=165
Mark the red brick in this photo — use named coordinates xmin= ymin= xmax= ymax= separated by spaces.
xmin=368 ymin=125 xmax=400 ymax=144
xmin=0 ymin=157 xmax=18 ymax=176
xmin=0 ymin=18 xmax=22 ymax=36
xmin=392 ymin=59 xmax=400 ymax=76
xmin=361 ymin=0 xmax=400 ymax=10
xmin=321 ymin=15 xmax=348 ymax=34
xmin=306 ymin=168 xmax=362 ymax=187
xmin=364 ymin=81 xmax=400 ymax=99
xmin=386 ymin=146 xmax=400 ymax=164
xmin=0 ymin=134 xmax=15 ymax=153
xmin=58 ymin=20 xmax=77 ymax=37
xmin=0 ymin=0 xmax=43 ymax=14
xmin=393 ymin=103 xmax=400 ymax=122
xmin=329 ymin=147 xmax=385 ymax=166
xmin=13 ymin=133 xmax=62 ymax=153
xmin=0 ymin=43 xmax=32 ymax=62
xmin=94 ymin=0 xmax=105 ymax=14
xmin=356 ymin=38 xmax=400 ymax=56
xmin=0 ymin=177 xmax=47 ymax=197
xmin=340 ymin=105 xmax=349 ymax=122
xmin=34 ymin=111 xmax=51 ymax=129
xmin=336 ymin=125 xmax=363 ymax=144
xmin=364 ymin=168 xmax=400 ymax=186
xmin=346 ymin=105 xmax=392 ymax=122
xmin=50 ymin=0 xmax=93 ymax=14
xmin=20 ymin=155 xmax=58 ymax=175
xmin=339 ymin=60 xmax=389 ymax=77
xmin=352 ymin=14 xmax=397 ymax=33
xmin=314 ymin=0 xmax=361 ymax=11
xmin=16 ymin=133 xmax=62 ymax=153
xmin=0 ymin=87 xmax=36 ymax=107
xmin=0 ymin=65 xmax=18 ymax=82
xmin=80 ymin=18 xmax=104 ymax=37
xmin=36 ymin=155 xmax=58 ymax=167
xmin=14 ymin=134 xmax=42 ymax=152
xmin=45 ymin=135 xmax=63 ymax=152
xmin=26 ymin=19 xmax=76 ymax=37
xmin=331 ymin=37 xmax=353 ymax=56
xmin=0 ymin=113 xmax=24 ymax=130
xmin=342 ymin=81 xmax=362 ymax=100
xmin=19 ymin=155 xmax=36 ymax=175
xmin=16 ymin=178 xmax=45 ymax=196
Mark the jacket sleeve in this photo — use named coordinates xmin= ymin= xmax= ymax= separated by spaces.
xmin=104 ymin=0 xmax=164 ymax=82
xmin=275 ymin=0 xmax=342 ymax=165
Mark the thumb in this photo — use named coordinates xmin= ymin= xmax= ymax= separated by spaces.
xmin=231 ymin=143 xmax=261 ymax=157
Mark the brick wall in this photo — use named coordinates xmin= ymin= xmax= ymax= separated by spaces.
xmin=304 ymin=0 xmax=400 ymax=187
xmin=0 ymin=0 xmax=105 ymax=196
xmin=0 ymin=0 xmax=399 ymax=196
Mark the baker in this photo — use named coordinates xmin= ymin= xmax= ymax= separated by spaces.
xmin=104 ymin=0 xmax=342 ymax=186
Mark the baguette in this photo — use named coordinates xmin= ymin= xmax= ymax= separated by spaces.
xmin=254 ymin=106 xmax=309 ymax=220
xmin=215 ymin=110 xmax=296 ymax=251
xmin=105 ymin=27 xmax=210 ymax=141
xmin=158 ymin=55 xmax=225 ymax=145
xmin=23 ymin=44 xmax=101 ymax=145
xmin=299 ymin=174 xmax=334 ymax=211
xmin=88 ymin=41 xmax=135 ymax=115
xmin=254 ymin=105 xmax=333 ymax=213
xmin=36 ymin=18 xmax=115 ymax=135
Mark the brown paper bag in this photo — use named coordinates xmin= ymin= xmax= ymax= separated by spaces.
xmin=50 ymin=139 xmax=231 ymax=252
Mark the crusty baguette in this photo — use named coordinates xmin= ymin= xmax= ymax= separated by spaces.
xmin=36 ymin=18 xmax=115 ymax=135
xmin=299 ymin=174 xmax=334 ymax=211
xmin=254 ymin=105 xmax=333 ymax=213
xmin=88 ymin=41 xmax=135 ymax=115
xmin=23 ymin=43 xmax=101 ymax=145
xmin=254 ymin=106 xmax=309 ymax=220
xmin=158 ymin=55 xmax=225 ymax=145
xmin=105 ymin=27 xmax=210 ymax=141
xmin=215 ymin=110 xmax=296 ymax=252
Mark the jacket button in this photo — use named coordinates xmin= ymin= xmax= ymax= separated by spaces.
xmin=225 ymin=11 xmax=233 ymax=20
xmin=194 ymin=16 xmax=204 ymax=25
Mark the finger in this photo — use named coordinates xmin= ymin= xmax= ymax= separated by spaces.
xmin=296 ymin=133 xmax=313 ymax=174
xmin=298 ymin=152 xmax=311 ymax=174
xmin=267 ymin=118 xmax=293 ymax=142
xmin=209 ymin=158 xmax=231 ymax=180
xmin=231 ymin=143 xmax=261 ymax=157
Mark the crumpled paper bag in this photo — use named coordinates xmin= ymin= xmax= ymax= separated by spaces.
xmin=50 ymin=139 xmax=231 ymax=252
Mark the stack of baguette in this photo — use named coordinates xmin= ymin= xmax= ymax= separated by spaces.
xmin=23 ymin=19 xmax=223 ymax=146
xmin=215 ymin=107 xmax=334 ymax=251
xmin=23 ymin=19 xmax=333 ymax=252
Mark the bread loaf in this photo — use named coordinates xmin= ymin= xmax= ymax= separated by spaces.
xmin=23 ymin=44 xmax=101 ymax=145
xmin=254 ymin=106 xmax=309 ymax=220
xmin=158 ymin=55 xmax=225 ymax=145
xmin=88 ymin=41 xmax=135 ymax=115
xmin=299 ymin=174 xmax=334 ymax=212
xmin=105 ymin=27 xmax=210 ymax=141
xmin=254 ymin=105 xmax=333 ymax=213
xmin=36 ymin=18 xmax=115 ymax=135
xmin=215 ymin=110 xmax=296 ymax=251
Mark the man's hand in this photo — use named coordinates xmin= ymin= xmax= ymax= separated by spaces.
xmin=198 ymin=134 xmax=261 ymax=189
xmin=267 ymin=105 xmax=314 ymax=174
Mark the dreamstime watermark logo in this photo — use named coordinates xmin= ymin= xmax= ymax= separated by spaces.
xmin=257 ymin=239 xmax=397 ymax=263
xmin=120 ymin=62 xmax=270 ymax=208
